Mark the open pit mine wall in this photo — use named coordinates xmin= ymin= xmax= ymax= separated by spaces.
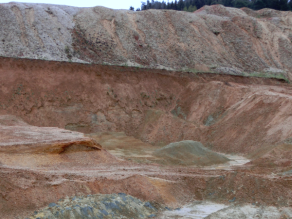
xmin=0 ymin=3 xmax=292 ymax=76
xmin=1 ymin=57 xmax=292 ymax=155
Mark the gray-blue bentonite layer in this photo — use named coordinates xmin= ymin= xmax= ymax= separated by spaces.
xmin=29 ymin=193 xmax=158 ymax=219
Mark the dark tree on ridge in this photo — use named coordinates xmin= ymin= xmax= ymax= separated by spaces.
xmin=132 ymin=0 xmax=292 ymax=11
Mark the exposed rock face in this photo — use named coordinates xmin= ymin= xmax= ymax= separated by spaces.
xmin=0 ymin=3 xmax=292 ymax=76
xmin=153 ymin=140 xmax=229 ymax=166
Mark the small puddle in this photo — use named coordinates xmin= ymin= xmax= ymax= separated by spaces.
xmin=204 ymin=153 xmax=250 ymax=170
xmin=158 ymin=202 xmax=228 ymax=219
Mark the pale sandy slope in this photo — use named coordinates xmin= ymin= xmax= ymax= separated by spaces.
xmin=0 ymin=3 xmax=292 ymax=77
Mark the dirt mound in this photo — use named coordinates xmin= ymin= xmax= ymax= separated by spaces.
xmin=0 ymin=3 xmax=292 ymax=77
xmin=153 ymin=140 xmax=229 ymax=166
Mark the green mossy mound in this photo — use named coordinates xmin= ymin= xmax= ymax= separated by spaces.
xmin=153 ymin=140 xmax=229 ymax=166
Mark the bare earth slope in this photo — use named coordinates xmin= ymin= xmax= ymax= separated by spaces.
xmin=1 ymin=59 xmax=292 ymax=218
xmin=0 ymin=3 xmax=292 ymax=77
xmin=1 ymin=57 xmax=292 ymax=155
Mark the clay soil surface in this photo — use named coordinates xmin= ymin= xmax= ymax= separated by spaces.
xmin=1 ymin=57 xmax=292 ymax=218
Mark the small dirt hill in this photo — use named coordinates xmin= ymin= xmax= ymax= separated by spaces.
xmin=153 ymin=140 xmax=229 ymax=166
xmin=0 ymin=3 xmax=291 ymax=78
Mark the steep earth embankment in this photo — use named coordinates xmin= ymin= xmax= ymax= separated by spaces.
xmin=0 ymin=3 xmax=292 ymax=77
xmin=1 ymin=58 xmax=292 ymax=218
xmin=0 ymin=57 xmax=292 ymax=155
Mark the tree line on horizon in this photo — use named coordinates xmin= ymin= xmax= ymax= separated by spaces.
xmin=129 ymin=0 xmax=292 ymax=12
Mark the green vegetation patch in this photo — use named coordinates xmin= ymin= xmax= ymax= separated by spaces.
xmin=243 ymin=71 xmax=290 ymax=83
